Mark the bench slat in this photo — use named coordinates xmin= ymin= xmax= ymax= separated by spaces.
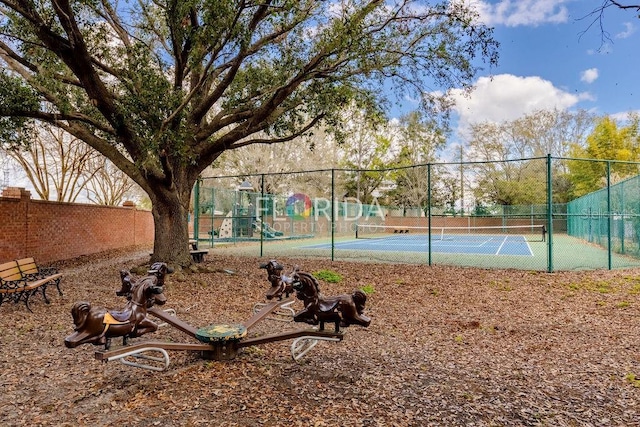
xmin=17 ymin=257 xmax=39 ymax=276
xmin=1 ymin=260 xmax=24 ymax=283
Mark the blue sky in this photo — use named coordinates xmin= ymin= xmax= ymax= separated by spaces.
xmin=399 ymin=0 xmax=640 ymax=137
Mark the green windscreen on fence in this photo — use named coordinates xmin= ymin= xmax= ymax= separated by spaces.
xmin=567 ymin=173 xmax=640 ymax=257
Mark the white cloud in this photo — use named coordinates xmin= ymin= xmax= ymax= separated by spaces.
xmin=449 ymin=74 xmax=588 ymax=132
xmin=616 ymin=22 xmax=636 ymax=39
xmin=611 ymin=110 xmax=640 ymax=122
xmin=467 ymin=0 xmax=571 ymax=27
xmin=403 ymin=94 xmax=421 ymax=105
xmin=580 ymin=68 xmax=599 ymax=84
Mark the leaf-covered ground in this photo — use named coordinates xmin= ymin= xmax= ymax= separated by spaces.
xmin=1 ymin=247 xmax=640 ymax=426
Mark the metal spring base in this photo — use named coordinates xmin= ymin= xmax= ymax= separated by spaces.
xmin=252 ymin=300 xmax=296 ymax=322
xmin=107 ymin=347 xmax=171 ymax=371
xmin=290 ymin=335 xmax=342 ymax=362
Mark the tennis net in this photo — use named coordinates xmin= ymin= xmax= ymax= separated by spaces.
xmin=355 ymin=224 xmax=546 ymax=242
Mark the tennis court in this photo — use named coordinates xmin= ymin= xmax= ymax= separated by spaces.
xmin=301 ymin=224 xmax=543 ymax=256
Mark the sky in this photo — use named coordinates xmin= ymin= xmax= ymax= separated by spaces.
xmin=397 ymin=0 xmax=640 ymax=141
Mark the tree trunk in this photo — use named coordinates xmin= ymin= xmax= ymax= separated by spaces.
xmin=150 ymin=186 xmax=193 ymax=268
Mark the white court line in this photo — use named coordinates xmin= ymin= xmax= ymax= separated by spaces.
xmin=495 ymin=236 xmax=508 ymax=255
xmin=525 ymin=239 xmax=533 ymax=256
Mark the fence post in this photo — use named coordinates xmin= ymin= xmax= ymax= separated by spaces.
xmin=607 ymin=161 xmax=612 ymax=270
xmin=546 ymin=154 xmax=553 ymax=272
xmin=331 ymin=169 xmax=335 ymax=261
xmin=260 ymin=174 xmax=265 ymax=257
xmin=210 ymin=187 xmax=215 ymax=248
xmin=427 ymin=163 xmax=432 ymax=266
xmin=194 ymin=178 xmax=200 ymax=244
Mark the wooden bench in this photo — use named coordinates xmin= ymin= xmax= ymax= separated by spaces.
xmin=149 ymin=244 xmax=208 ymax=263
xmin=189 ymin=239 xmax=208 ymax=263
xmin=190 ymin=250 xmax=208 ymax=263
xmin=0 ymin=258 xmax=63 ymax=312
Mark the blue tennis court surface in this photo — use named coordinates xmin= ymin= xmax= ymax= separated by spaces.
xmin=301 ymin=234 xmax=534 ymax=256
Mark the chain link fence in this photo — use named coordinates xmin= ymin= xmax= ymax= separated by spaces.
xmin=193 ymin=156 xmax=640 ymax=271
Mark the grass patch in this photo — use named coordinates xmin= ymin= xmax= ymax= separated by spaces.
xmin=625 ymin=373 xmax=640 ymax=388
xmin=490 ymin=280 xmax=512 ymax=291
xmin=565 ymin=280 xmax=615 ymax=294
xmin=360 ymin=284 xmax=375 ymax=295
xmin=313 ymin=269 xmax=343 ymax=283
xmin=596 ymin=282 xmax=613 ymax=294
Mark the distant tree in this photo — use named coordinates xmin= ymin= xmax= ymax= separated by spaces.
xmin=342 ymin=136 xmax=395 ymax=206
xmin=84 ymin=157 xmax=140 ymax=206
xmin=385 ymin=111 xmax=447 ymax=213
xmin=568 ymin=115 xmax=640 ymax=198
xmin=0 ymin=1 xmax=498 ymax=266
xmin=5 ymin=126 xmax=97 ymax=202
xmin=206 ymin=126 xmax=341 ymax=197
xmin=0 ymin=150 xmax=11 ymax=187
xmin=465 ymin=109 xmax=595 ymax=206
xmin=339 ymin=108 xmax=395 ymax=204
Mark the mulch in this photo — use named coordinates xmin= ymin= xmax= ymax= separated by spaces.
xmin=1 ymin=247 xmax=639 ymax=426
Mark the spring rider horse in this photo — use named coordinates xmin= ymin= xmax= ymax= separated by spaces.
xmin=64 ymin=263 xmax=172 ymax=350
xmin=259 ymin=259 xmax=294 ymax=300
xmin=252 ymin=259 xmax=296 ymax=321
xmin=291 ymin=269 xmax=371 ymax=332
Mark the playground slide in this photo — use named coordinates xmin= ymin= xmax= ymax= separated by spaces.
xmin=253 ymin=219 xmax=283 ymax=238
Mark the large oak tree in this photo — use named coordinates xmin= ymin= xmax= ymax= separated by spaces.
xmin=0 ymin=0 xmax=498 ymax=266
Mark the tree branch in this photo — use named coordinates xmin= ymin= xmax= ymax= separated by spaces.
xmin=228 ymin=114 xmax=325 ymax=150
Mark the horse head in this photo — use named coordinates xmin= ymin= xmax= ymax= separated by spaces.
xmin=292 ymin=270 xmax=320 ymax=303
xmin=115 ymin=263 xmax=173 ymax=302
xmin=116 ymin=270 xmax=135 ymax=297
xmin=260 ymin=259 xmax=293 ymax=300
xmin=131 ymin=275 xmax=167 ymax=308
xmin=147 ymin=262 xmax=174 ymax=287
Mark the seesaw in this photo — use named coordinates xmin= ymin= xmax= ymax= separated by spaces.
xmin=64 ymin=260 xmax=370 ymax=371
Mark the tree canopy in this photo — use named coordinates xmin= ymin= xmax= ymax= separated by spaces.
xmin=464 ymin=109 xmax=596 ymax=206
xmin=0 ymin=0 xmax=498 ymax=265
xmin=569 ymin=115 xmax=640 ymax=198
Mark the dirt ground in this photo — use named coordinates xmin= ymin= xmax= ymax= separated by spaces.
xmin=1 ymin=247 xmax=640 ymax=426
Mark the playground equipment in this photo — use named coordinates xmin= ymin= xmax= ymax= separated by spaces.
xmin=251 ymin=259 xmax=296 ymax=321
xmin=65 ymin=261 xmax=371 ymax=370
xmin=290 ymin=269 xmax=371 ymax=331
xmin=64 ymin=263 xmax=172 ymax=349
xmin=217 ymin=215 xmax=284 ymax=239
xmin=253 ymin=218 xmax=284 ymax=238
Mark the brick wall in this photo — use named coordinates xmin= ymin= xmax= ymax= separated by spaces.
xmin=0 ymin=188 xmax=154 ymax=263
